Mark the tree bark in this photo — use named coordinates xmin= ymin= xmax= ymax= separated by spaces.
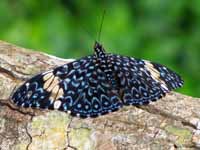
xmin=0 ymin=40 xmax=200 ymax=150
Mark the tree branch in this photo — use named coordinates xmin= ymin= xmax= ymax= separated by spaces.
xmin=0 ymin=40 xmax=199 ymax=150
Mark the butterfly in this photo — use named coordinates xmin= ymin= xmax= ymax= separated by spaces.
xmin=11 ymin=41 xmax=183 ymax=118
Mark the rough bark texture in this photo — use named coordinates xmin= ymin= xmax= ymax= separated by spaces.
xmin=0 ymin=40 xmax=200 ymax=150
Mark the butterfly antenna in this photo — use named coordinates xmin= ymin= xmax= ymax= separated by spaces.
xmin=97 ymin=10 xmax=106 ymax=42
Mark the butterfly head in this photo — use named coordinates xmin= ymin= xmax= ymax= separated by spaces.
xmin=94 ymin=41 xmax=106 ymax=58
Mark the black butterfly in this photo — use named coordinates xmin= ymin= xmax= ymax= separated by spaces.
xmin=11 ymin=42 xmax=183 ymax=118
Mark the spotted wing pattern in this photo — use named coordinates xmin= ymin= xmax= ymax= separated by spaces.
xmin=11 ymin=42 xmax=184 ymax=118
xmin=108 ymin=54 xmax=183 ymax=105
xmin=12 ymin=55 xmax=122 ymax=118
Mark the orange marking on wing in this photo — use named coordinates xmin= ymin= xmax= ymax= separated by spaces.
xmin=56 ymin=88 xmax=64 ymax=100
xmin=46 ymin=76 xmax=59 ymax=92
xmin=43 ymin=72 xmax=53 ymax=81
xmin=43 ymin=74 xmax=55 ymax=90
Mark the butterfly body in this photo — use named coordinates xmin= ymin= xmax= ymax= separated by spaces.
xmin=11 ymin=42 xmax=183 ymax=118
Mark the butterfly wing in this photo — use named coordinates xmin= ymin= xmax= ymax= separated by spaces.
xmin=11 ymin=72 xmax=52 ymax=109
xmin=55 ymin=55 xmax=122 ymax=117
xmin=109 ymin=54 xmax=183 ymax=105
xmin=12 ymin=55 xmax=122 ymax=118
xmin=12 ymin=52 xmax=183 ymax=117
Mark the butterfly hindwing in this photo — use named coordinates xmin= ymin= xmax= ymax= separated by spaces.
xmin=55 ymin=55 xmax=122 ymax=117
xmin=109 ymin=54 xmax=183 ymax=105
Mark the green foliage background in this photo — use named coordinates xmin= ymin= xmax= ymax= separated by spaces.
xmin=0 ymin=0 xmax=199 ymax=97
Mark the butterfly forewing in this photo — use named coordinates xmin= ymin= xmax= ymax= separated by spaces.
xmin=12 ymin=73 xmax=52 ymax=109
xmin=108 ymin=54 xmax=183 ymax=105
xmin=12 ymin=55 xmax=123 ymax=118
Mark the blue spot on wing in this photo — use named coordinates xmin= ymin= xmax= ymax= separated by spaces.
xmin=109 ymin=54 xmax=183 ymax=105
xmin=151 ymin=62 xmax=184 ymax=90
xmin=11 ymin=74 xmax=51 ymax=109
xmin=11 ymin=44 xmax=183 ymax=118
xmin=57 ymin=55 xmax=123 ymax=118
